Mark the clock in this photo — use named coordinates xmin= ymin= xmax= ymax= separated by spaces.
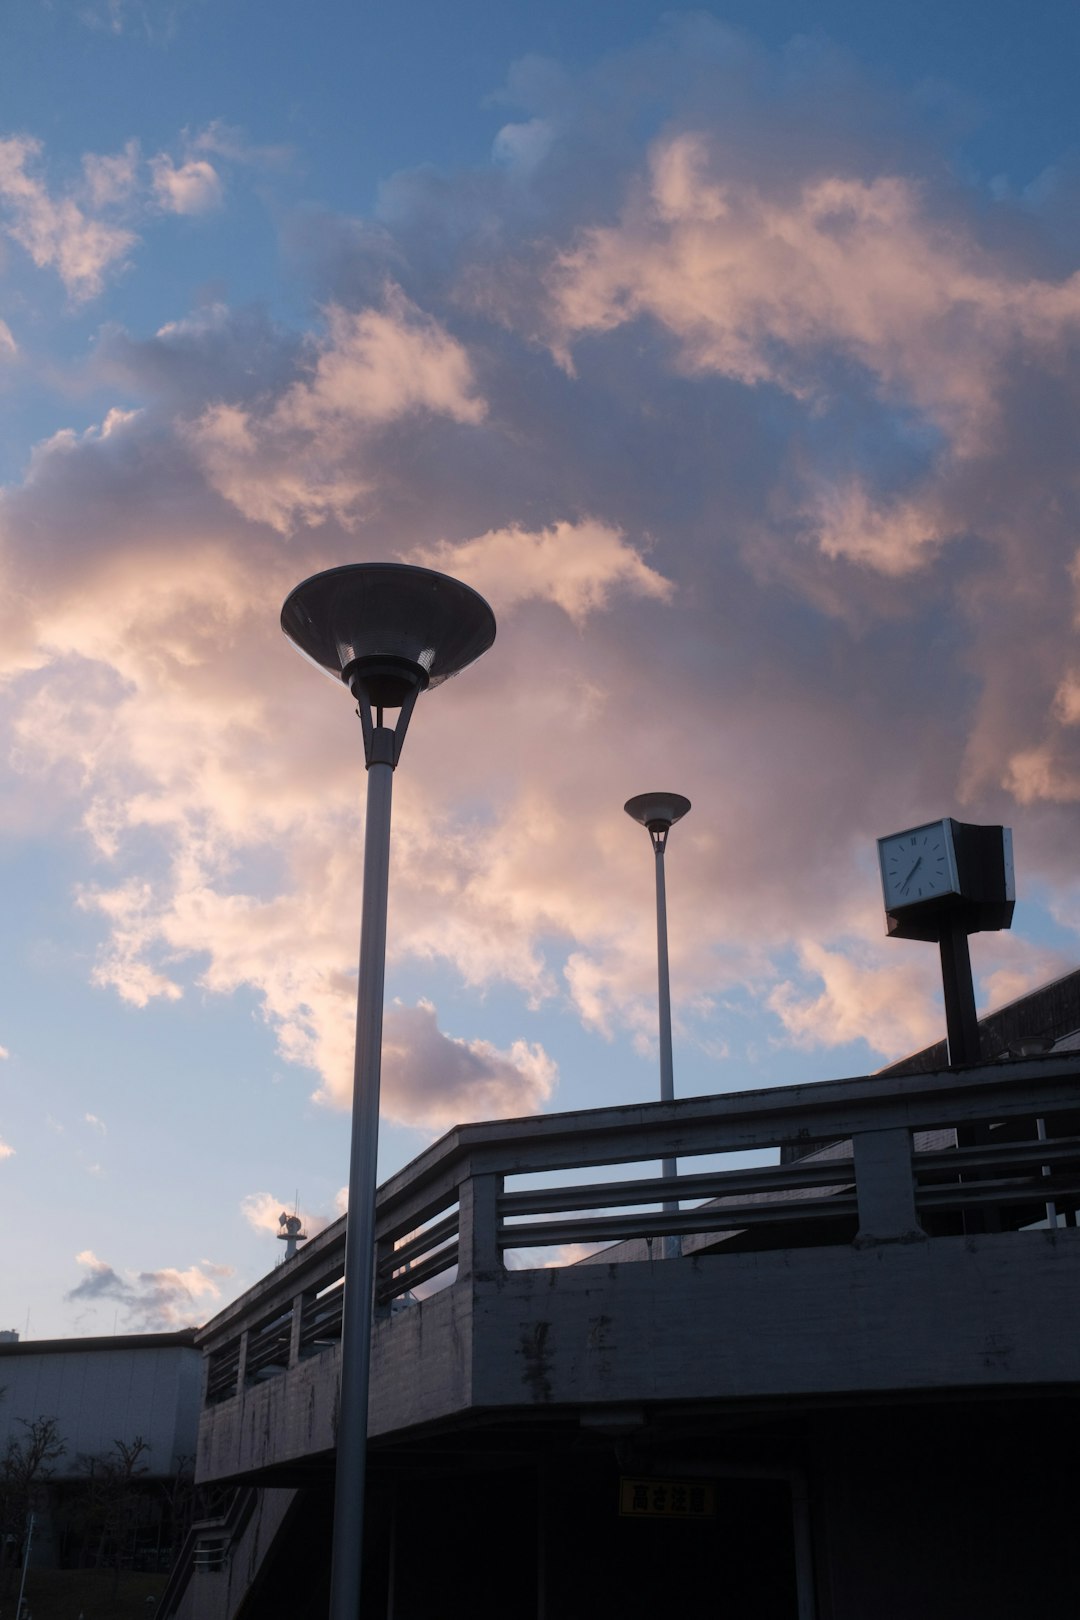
xmin=879 ymin=820 xmax=960 ymax=911
xmin=877 ymin=819 xmax=1015 ymax=942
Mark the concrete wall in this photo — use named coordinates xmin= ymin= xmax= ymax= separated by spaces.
xmin=197 ymin=1227 xmax=1080 ymax=1485
xmin=198 ymin=1284 xmax=475 ymax=1484
xmin=471 ymin=1228 xmax=1080 ymax=1410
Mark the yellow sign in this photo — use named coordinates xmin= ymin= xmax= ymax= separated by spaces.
xmin=619 ymin=1477 xmax=717 ymax=1518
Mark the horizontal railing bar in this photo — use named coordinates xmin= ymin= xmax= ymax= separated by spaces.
xmin=306 ymin=1275 xmax=345 ymax=1306
xmin=500 ymin=1159 xmax=852 ymax=1217
xmin=500 ymin=1194 xmax=858 ymax=1250
xmin=377 ymin=1237 xmax=457 ymax=1291
xmin=375 ymin=1243 xmax=459 ymax=1304
xmin=246 ymin=1323 xmax=291 ymax=1350
xmin=377 ymin=1213 xmax=459 ymax=1277
xmin=372 ymin=1055 xmax=1080 ymax=1222
xmin=918 ymin=1177 xmax=1080 ymax=1210
xmin=246 ymin=1338 xmax=291 ymax=1370
xmin=298 ymin=1321 xmax=342 ymax=1350
xmin=376 ymin=1190 xmax=466 ymax=1249
xmin=913 ymin=1138 xmax=1080 ymax=1174
xmin=298 ymin=1331 xmax=341 ymax=1356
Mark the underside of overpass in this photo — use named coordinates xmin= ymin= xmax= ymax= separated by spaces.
xmin=193 ymin=1390 xmax=1080 ymax=1620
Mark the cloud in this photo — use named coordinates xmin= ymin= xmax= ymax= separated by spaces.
xmin=540 ymin=132 xmax=1080 ymax=457
xmin=82 ymin=140 xmax=141 ymax=210
xmin=412 ymin=519 xmax=672 ymax=625
xmin=6 ymin=16 xmax=1080 ymax=1136
xmin=0 ymin=1044 xmax=9 ymax=1059
xmin=66 ymin=1248 xmax=232 ymax=1330
xmin=0 ymin=135 xmax=137 ymax=301
xmin=150 ymin=154 xmax=223 ymax=215
xmin=188 ymin=119 xmax=293 ymax=171
xmin=84 ymin=1112 xmax=107 ymax=1134
xmin=768 ymin=940 xmax=944 ymax=1059
xmin=380 ymin=1000 xmax=557 ymax=1128
xmin=0 ymin=319 xmax=17 ymax=358
xmin=0 ymin=1136 xmax=14 ymax=1160
xmin=185 ymin=288 xmax=486 ymax=531
xmin=76 ymin=0 xmax=201 ymax=42
xmin=798 ymin=481 xmax=953 ymax=577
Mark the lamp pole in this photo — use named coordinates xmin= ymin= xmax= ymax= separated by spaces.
xmin=281 ymin=564 xmax=495 ymax=1618
xmin=332 ymin=725 xmax=393 ymax=1620
xmin=624 ymin=793 xmax=691 ymax=1260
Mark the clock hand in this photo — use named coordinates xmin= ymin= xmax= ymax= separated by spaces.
xmin=900 ymin=856 xmax=922 ymax=892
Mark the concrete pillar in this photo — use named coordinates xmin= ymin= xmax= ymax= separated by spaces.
xmin=854 ymin=1128 xmax=925 ymax=1246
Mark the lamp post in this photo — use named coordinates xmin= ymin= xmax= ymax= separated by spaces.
xmin=281 ymin=563 xmax=495 ymax=1620
xmin=624 ymin=792 xmax=691 ymax=1261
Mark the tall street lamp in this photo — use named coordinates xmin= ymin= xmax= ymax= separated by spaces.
xmin=624 ymin=792 xmax=691 ymax=1260
xmin=281 ymin=563 xmax=496 ymax=1619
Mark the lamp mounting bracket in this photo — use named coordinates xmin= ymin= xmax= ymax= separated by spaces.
xmin=342 ymin=655 xmax=429 ymax=769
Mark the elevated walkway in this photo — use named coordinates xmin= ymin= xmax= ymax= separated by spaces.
xmin=196 ymin=1052 xmax=1080 ymax=1485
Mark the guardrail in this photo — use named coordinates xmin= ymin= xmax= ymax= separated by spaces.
xmin=157 ymin=1486 xmax=256 ymax=1617
xmin=200 ymin=1054 xmax=1080 ymax=1407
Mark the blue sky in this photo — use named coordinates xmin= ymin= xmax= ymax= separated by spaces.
xmin=3 ymin=0 xmax=1080 ymax=1339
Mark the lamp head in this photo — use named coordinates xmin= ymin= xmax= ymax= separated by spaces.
xmin=281 ymin=562 xmax=496 ymax=765
xmin=624 ymin=792 xmax=691 ymax=854
xmin=624 ymin=792 xmax=692 ymax=835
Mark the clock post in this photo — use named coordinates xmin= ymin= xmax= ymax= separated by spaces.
xmin=877 ymin=819 xmax=1015 ymax=1067
xmin=937 ymin=915 xmax=981 ymax=1067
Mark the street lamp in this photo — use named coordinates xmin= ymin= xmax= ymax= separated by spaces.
xmin=281 ymin=563 xmax=496 ymax=1620
xmin=624 ymin=792 xmax=691 ymax=1260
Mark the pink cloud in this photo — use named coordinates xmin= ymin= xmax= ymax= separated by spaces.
xmin=67 ymin=1248 xmax=233 ymax=1330
xmin=541 ymin=133 xmax=1080 ymax=456
xmin=5 ymin=22 xmax=1080 ymax=1125
xmin=150 ymin=154 xmax=223 ymax=215
xmin=185 ymin=289 xmax=486 ymax=532
xmin=0 ymin=135 xmax=137 ymax=301
xmin=412 ymin=519 xmax=671 ymax=624
xmin=768 ymin=940 xmax=943 ymax=1059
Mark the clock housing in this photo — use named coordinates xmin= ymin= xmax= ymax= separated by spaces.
xmin=877 ymin=819 xmax=1015 ymax=942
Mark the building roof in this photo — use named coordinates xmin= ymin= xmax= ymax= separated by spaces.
xmin=0 ymin=1328 xmax=199 ymax=1357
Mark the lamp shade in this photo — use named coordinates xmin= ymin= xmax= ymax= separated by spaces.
xmin=624 ymin=792 xmax=692 ymax=832
xmin=281 ymin=563 xmax=496 ymax=698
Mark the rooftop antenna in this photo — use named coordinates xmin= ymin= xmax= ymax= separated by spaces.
xmin=277 ymin=1202 xmax=308 ymax=1263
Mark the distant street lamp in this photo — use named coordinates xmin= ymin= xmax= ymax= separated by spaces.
xmin=624 ymin=793 xmax=691 ymax=1261
xmin=281 ymin=563 xmax=495 ymax=1620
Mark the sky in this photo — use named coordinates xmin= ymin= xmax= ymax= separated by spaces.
xmin=4 ymin=0 xmax=1080 ymax=1340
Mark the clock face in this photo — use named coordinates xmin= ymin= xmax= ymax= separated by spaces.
xmin=878 ymin=821 xmax=960 ymax=911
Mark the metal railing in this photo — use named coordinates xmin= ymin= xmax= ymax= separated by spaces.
xmin=198 ymin=1053 xmax=1080 ymax=1402
xmin=157 ymin=1487 xmax=257 ymax=1616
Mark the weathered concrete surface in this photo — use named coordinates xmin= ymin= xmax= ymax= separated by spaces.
xmin=198 ymin=1351 xmax=336 ymax=1484
xmin=197 ymin=1282 xmax=472 ymax=1483
xmin=198 ymin=1228 xmax=1080 ymax=1483
xmin=470 ymin=1228 xmax=1080 ymax=1408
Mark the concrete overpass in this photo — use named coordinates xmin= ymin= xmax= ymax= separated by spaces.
xmin=167 ymin=1031 xmax=1080 ymax=1619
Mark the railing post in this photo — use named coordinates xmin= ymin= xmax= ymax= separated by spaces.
xmin=854 ymin=1127 xmax=925 ymax=1245
xmin=374 ymin=1232 xmax=396 ymax=1319
xmin=288 ymin=1294 xmax=305 ymax=1367
xmin=235 ymin=1329 xmax=249 ymax=1393
xmin=457 ymin=1171 xmax=504 ymax=1283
